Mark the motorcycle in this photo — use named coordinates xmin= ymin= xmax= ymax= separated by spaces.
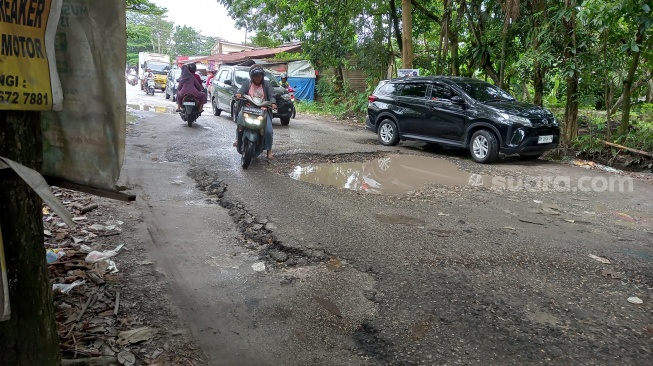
xmin=179 ymin=95 xmax=201 ymax=127
xmin=145 ymin=77 xmax=155 ymax=95
xmin=127 ymin=74 xmax=138 ymax=86
xmin=235 ymin=95 xmax=271 ymax=169
xmin=287 ymin=86 xmax=297 ymax=119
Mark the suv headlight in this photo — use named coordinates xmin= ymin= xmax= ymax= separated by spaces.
xmin=280 ymin=94 xmax=291 ymax=101
xmin=499 ymin=113 xmax=532 ymax=127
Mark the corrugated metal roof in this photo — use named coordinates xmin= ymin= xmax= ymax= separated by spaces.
xmin=193 ymin=43 xmax=302 ymax=64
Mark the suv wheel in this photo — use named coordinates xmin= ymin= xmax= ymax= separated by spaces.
xmin=377 ymin=119 xmax=399 ymax=146
xmin=280 ymin=116 xmax=290 ymax=126
xmin=470 ymin=130 xmax=499 ymax=163
xmin=212 ymin=98 xmax=222 ymax=116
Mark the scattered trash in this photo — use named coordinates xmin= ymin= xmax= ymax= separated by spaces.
xmin=252 ymin=262 xmax=266 ymax=272
xmin=105 ymin=260 xmax=119 ymax=273
xmin=533 ymin=200 xmax=543 ymax=204
xmin=85 ymin=243 xmax=124 ymax=263
xmin=503 ymin=226 xmax=516 ymax=230
xmin=627 ymin=297 xmax=643 ymax=304
xmin=46 ymin=249 xmax=65 ymax=264
xmin=564 ymin=219 xmax=576 ymax=223
xmin=584 ymin=211 xmax=596 ymax=215
xmin=44 ymin=230 xmax=53 ymax=237
xmin=53 ymin=280 xmax=86 ymax=294
xmin=117 ymin=327 xmax=158 ymax=345
xmin=589 ymin=254 xmax=611 ymax=264
xmin=601 ymin=268 xmax=622 ymax=279
xmin=117 ymin=350 xmax=136 ymax=366
xmin=88 ymin=223 xmax=120 ymax=232
xmin=572 ymin=159 xmax=623 ymax=173
xmin=437 ymin=212 xmax=450 ymax=216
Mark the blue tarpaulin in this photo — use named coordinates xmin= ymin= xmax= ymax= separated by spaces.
xmin=286 ymin=77 xmax=315 ymax=102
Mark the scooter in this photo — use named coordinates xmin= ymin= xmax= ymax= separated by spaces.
xmin=179 ymin=95 xmax=201 ymax=127
xmin=146 ymin=77 xmax=155 ymax=95
xmin=235 ymin=95 xmax=271 ymax=169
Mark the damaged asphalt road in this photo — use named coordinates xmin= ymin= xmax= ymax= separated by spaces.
xmin=121 ymin=89 xmax=653 ymax=365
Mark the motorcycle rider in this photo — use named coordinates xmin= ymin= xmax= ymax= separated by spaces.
xmin=143 ymin=68 xmax=154 ymax=90
xmin=233 ymin=65 xmax=277 ymax=160
xmin=175 ymin=63 xmax=207 ymax=112
xmin=280 ymin=73 xmax=289 ymax=89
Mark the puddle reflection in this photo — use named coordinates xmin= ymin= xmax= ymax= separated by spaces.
xmin=290 ymin=154 xmax=492 ymax=195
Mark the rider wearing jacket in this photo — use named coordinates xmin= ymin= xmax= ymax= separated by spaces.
xmin=234 ymin=65 xmax=277 ymax=160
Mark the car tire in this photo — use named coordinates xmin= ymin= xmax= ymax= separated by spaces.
xmin=280 ymin=116 xmax=290 ymax=126
xmin=377 ymin=119 xmax=399 ymax=146
xmin=518 ymin=153 xmax=543 ymax=160
xmin=212 ymin=98 xmax=222 ymax=116
xmin=469 ymin=130 xmax=499 ymax=164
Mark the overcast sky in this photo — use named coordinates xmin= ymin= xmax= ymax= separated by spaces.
xmin=150 ymin=0 xmax=251 ymax=44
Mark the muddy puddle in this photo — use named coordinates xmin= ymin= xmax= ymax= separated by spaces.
xmin=290 ymin=154 xmax=493 ymax=195
xmin=127 ymin=104 xmax=176 ymax=114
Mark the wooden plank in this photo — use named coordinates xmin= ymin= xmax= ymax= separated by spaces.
xmin=43 ymin=176 xmax=135 ymax=202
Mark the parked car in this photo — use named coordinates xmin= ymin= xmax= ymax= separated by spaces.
xmin=366 ymin=76 xmax=560 ymax=163
xmin=210 ymin=65 xmax=294 ymax=125
xmin=164 ymin=68 xmax=182 ymax=102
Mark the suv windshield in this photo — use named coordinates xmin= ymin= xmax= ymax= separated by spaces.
xmin=234 ymin=69 xmax=281 ymax=88
xmin=451 ymin=80 xmax=515 ymax=102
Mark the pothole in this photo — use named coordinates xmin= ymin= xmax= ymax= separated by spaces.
xmin=289 ymin=154 xmax=493 ymax=195
xmin=186 ymin=167 xmax=334 ymax=268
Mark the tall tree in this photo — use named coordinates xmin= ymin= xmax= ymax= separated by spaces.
xmin=401 ymin=0 xmax=414 ymax=68
xmin=562 ymin=0 xmax=579 ymax=145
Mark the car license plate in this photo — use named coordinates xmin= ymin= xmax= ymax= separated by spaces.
xmin=183 ymin=102 xmax=195 ymax=106
xmin=243 ymin=106 xmax=262 ymax=114
xmin=538 ymin=135 xmax=553 ymax=144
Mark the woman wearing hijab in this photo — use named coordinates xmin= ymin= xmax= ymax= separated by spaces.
xmin=175 ymin=64 xmax=207 ymax=112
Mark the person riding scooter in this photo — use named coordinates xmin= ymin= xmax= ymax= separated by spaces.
xmin=280 ymin=73 xmax=289 ymax=89
xmin=175 ymin=64 xmax=206 ymax=113
xmin=233 ymin=65 xmax=277 ymax=160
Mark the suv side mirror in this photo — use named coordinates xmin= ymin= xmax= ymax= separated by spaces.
xmin=451 ymin=96 xmax=465 ymax=105
xmin=224 ymin=79 xmax=232 ymax=85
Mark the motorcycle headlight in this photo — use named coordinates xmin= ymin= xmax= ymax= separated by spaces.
xmin=498 ymin=113 xmax=532 ymax=127
xmin=244 ymin=114 xmax=264 ymax=126
xmin=280 ymin=94 xmax=291 ymax=101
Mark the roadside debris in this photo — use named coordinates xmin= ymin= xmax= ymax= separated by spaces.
xmin=601 ymin=268 xmax=622 ymax=279
xmin=627 ymin=297 xmax=643 ymax=304
xmin=252 ymin=262 xmax=266 ymax=272
xmin=43 ymin=187 xmax=205 ymax=364
xmin=589 ymin=254 xmax=611 ymax=264
xmin=572 ymin=159 xmax=623 ymax=173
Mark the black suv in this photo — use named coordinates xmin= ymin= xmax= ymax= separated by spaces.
xmin=366 ymin=76 xmax=560 ymax=163
xmin=210 ymin=66 xmax=294 ymax=125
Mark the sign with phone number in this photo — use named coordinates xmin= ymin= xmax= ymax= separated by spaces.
xmin=0 ymin=0 xmax=64 ymax=111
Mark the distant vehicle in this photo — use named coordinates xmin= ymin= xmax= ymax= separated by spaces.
xmin=164 ymin=68 xmax=182 ymax=102
xmin=366 ymin=76 xmax=560 ymax=163
xmin=210 ymin=65 xmax=294 ymax=126
xmin=138 ymin=52 xmax=170 ymax=92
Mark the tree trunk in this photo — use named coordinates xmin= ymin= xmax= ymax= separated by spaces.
xmin=532 ymin=0 xmax=545 ymax=106
xmin=389 ymin=0 xmax=402 ymax=54
xmin=619 ymin=27 xmax=646 ymax=135
xmin=0 ymin=111 xmax=61 ymax=365
xmin=499 ymin=26 xmax=508 ymax=89
xmin=562 ymin=0 xmax=579 ymax=146
xmin=401 ymin=0 xmax=413 ymax=68
xmin=610 ymin=79 xmax=646 ymax=115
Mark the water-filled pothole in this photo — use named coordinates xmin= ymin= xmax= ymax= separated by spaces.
xmin=290 ymin=154 xmax=492 ymax=194
xmin=127 ymin=104 xmax=176 ymax=114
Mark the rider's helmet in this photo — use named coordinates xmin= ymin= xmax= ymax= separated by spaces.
xmin=249 ymin=65 xmax=265 ymax=79
xmin=187 ymin=63 xmax=197 ymax=73
xmin=281 ymin=73 xmax=287 ymax=79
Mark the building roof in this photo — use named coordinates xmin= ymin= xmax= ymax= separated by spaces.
xmin=194 ymin=43 xmax=302 ymax=64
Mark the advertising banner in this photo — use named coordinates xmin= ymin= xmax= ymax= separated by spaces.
xmin=40 ymin=0 xmax=126 ymax=191
xmin=0 ymin=0 xmax=64 ymax=111
xmin=398 ymin=69 xmax=420 ymax=77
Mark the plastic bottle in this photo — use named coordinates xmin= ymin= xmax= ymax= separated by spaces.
xmin=46 ymin=249 xmax=64 ymax=264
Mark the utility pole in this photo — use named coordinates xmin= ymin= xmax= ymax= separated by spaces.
xmin=0 ymin=111 xmax=61 ymax=365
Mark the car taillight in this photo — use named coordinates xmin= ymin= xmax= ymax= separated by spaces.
xmin=368 ymin=95 xmax=377 ymax=102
